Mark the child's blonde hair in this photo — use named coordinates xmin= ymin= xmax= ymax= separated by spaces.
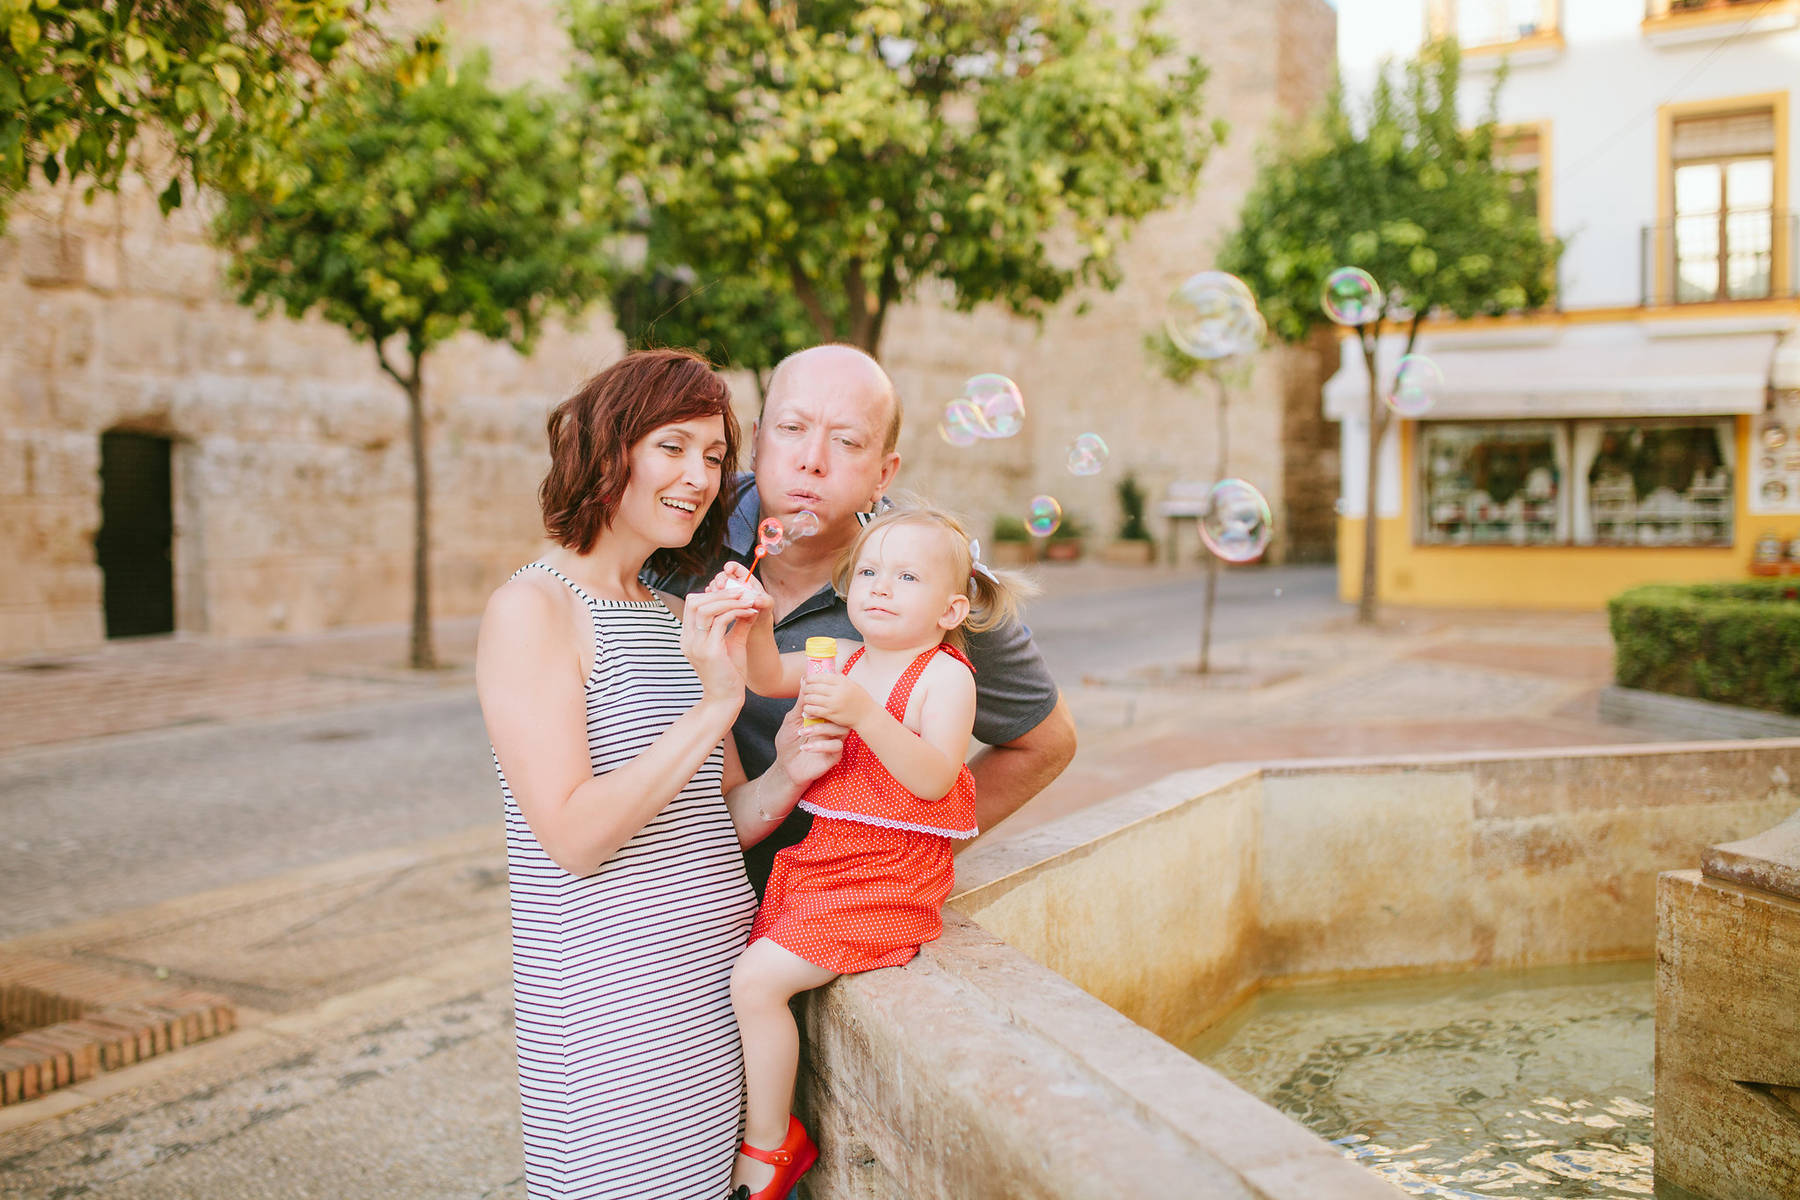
xmin=831 ymin=501 xmax=1037 ymax=652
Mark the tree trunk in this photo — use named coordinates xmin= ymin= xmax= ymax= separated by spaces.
xmin=1198 ymin=554 xmax=1219 ymax=674
xmin=1198 ymin=371 xmax=1232 ymax=673
xmin=381 ymin=343 xmax=436 ymax=671
xmin=1357 ymin=328 xmax=1384 ymax=626
xmin=406 ymin=368 xmax=435 ymax=671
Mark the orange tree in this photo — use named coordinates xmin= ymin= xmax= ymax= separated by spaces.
xmin=1216 ymin=41 xmax=1559 ymax=623
xmin=212 ymin=51 xmax=611 ymax=668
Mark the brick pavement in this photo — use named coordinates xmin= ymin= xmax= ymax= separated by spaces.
xmin=0 ymin=619 xmax=479 ymax=753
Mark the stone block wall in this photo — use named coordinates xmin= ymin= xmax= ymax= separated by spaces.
xmin=0 ymin=0 xmax=1338 ymax=660
xmin=952 ymin=740 xmax=1800 ymax=1038
xmin=796 ymin=912 xmax=1399 ymax=1199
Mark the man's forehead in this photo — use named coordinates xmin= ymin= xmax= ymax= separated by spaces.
xmin=763 ymin=384 xmax=884 ymax=433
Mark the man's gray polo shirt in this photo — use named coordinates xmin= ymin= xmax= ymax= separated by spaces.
xmin=648 ymin=475 xmax=1061 ymax=892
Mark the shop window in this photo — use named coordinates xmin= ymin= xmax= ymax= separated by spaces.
xmin=1419 ymin=423 xmax=1564 ymax=545
xmin=1418 ymin=418 xmax=1736 ymax=547
xmin=1576 ymin=421 xmax=1735 ymax=546
xmin=1670 ymin=109 xmax=1776 ymax=302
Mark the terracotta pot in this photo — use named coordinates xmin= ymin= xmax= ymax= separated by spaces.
xmin=1102 ymin=540 xmax=1154 ymax=565
xmin=1044 ymin=540 xmax=1082 ymax=562
xmin=987 ymin=540 xmax=1036 ymax=567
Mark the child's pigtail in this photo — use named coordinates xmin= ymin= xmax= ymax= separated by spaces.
xmin=961 ymin=557 xmax=1036 ymax=638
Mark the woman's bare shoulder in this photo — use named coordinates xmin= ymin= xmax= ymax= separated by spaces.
xmin=484 ymin=569 xmax=566 ymax=628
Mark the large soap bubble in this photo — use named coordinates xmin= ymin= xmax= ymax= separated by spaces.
xmin=1166 ymin=271 xmax=1264 ymax=360
xmin=1025 ymin=495 xmax=1063 ymax=537
xmin=1200 ymin=479 xmax=1273 ymax=563
xmin=1321 ymin=267 xmax=1383 ymax=326
xmin=1066 ymin=433 xmax=1110 ymax=476
xmin=1387 ymin=354 xmax=1442 ymax=418
xmin=963 ymin=374 xmax=1025 ymax=439
xmin=938 ymin=398 xmax=987 ymax=447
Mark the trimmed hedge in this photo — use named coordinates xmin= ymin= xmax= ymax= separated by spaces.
xmin=1608 ymin=579 xmax=1800 ymax=716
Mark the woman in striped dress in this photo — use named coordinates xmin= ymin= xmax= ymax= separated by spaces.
xmin=475 ymin=349 xmax=846 ymax=1199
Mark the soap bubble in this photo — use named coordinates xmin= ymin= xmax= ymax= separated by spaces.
xmin=938 ymin=398 xmax=987 ymax=447
xmin=1166 ymin=271 xmax=1263 ymax=360
xmin=1321 ymin=267 xmax=1383 ymax=326
xmin=1025 ymin=495 xmax=1063 ymax=537
xmin=756 ymin=516 xmax=788 ymax=556
xmin=1387 ymin=354 xmax=1443 ymax=418
xmin=964 ymin=374 xmax=1025 ymax=438
xmin=786 ymin=510 xmax=820 ymax=540
xmin=1200 ymin=479 xmax=1273 ymax=563
xmin=1066 ymin=433 xmax=1110 ymax=476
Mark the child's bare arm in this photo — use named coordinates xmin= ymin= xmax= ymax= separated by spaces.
xmin=745 ymin=623 xmax=807 ymax=698
xmin=705 ymin=564 xmax=804 ymax=697
xmin=800 ymin=657 xmax=975 ymax=800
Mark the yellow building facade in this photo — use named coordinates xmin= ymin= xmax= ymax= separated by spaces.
xmin=1332 ymin=0 xmax=1800 ymax=609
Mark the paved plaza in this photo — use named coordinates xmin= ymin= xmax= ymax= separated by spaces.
xmin=0 ymin=561 xmax=1676 ymax=1197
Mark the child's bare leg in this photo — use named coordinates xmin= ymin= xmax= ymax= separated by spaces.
xmin=730 ymin=938 xmax=837 ymax=1191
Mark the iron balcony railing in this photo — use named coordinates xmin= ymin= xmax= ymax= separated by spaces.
xmin=1639 ymin=208 xmax=1799 ymax=306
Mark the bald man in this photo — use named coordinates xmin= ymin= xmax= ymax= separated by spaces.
xmin=649 ymin=345 xmax=1076 ymax=893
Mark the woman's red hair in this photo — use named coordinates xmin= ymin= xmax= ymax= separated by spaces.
xmin=539 ymin=348 xmax=740 ymax=578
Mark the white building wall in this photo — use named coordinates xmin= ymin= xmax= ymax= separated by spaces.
xmin=1334 ymin=0 xmax=1800 ymax=309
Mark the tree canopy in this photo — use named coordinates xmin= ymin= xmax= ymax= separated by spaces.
xmin=0 ymin=0 xmax=414 ymax=230
xmin=608 ymin=209 xmax=821 ymax=399
xmin=212 ymin=50 xmax=607 ymax=366
xmin=1217 ymin=41 xmax=1559 ymax=346
xmin=566 ymin=0 xmax=1221 ymax=355
xmin=211 ymin=49 xmax=611 ymax=668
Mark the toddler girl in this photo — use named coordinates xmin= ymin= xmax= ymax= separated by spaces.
xmin=712 ymin=505 xmax=1030 ymax=1200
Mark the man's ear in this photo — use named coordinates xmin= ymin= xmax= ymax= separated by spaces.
xmin=876 ymin=450 xmax=901 ymax=498
xmin=939 ymin=593 xmax=970 ymax=631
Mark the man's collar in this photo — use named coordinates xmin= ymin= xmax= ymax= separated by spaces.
xmin=725 ymin=472 xmax=760 ymax=557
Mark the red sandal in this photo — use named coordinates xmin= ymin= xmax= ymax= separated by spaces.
xmin=735 ymin=1114 xmax=818 ymax=1200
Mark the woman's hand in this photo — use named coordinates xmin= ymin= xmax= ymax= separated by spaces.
xmin=774 ymin=704 xmax=845 ymax=793
xmin=798 ymin=671 xmax=875 ymax=731
xmin=680 ymin=589 xmax=762 ymax=705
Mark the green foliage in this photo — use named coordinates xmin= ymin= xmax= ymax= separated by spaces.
xmin=1215 ymin=40 xmax=1560 ymax=348
xmin=1609 ymin=581 xmax=1800 ymax=716
xmin=1116 ymin=471 xmax=1151 ymax=541
xmin=0 ymin=0 xmax=413 ymax=231
xmin=609 ymin=211 xmax=821 ymax=388
xmin=1143 ymin=326 xmax=1255 ymax=388
xmin=564 ymin=0 xmax=1221 ymax=354
xmin=212 ymin=50 xmax=609 ymax=360
xmin=991 ymin=513 xmax=1030 ymax=542
xmin=1048 ymin=509 xmax=1084 ymax=540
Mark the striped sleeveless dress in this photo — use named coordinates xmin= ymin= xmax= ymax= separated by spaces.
xmin=496 ymin=562 xmax=758 ymax=1199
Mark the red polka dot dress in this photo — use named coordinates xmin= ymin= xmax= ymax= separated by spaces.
xmin=749 ymin=643 xmax=978 ymax=974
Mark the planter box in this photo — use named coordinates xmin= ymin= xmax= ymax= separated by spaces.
xmin=1102 ymin=540 xmax=1155 ymax=565
xmin=987 ymin=541 xmax=1037 ymax=567
xmin=1044 ymin=540 xmax=1082 ymax=562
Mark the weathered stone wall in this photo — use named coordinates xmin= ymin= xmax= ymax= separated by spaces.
xmin=952 ymin=740 xmax=1800 ymax=1041
xmin=0 ymin=0 xmax=1338 ymax=659
xmin=795 ymin=911 xmax=1401 ymax=1199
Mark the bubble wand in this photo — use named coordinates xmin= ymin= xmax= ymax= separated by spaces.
xmin=749 ymin=517 xmax=787 ymax=577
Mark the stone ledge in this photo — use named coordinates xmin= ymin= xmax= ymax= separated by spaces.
xmin=0 ymin=953 xmax=234 ymax=1106
xmin=1599 ymin=685 xmax=1800 ymax=740
xmin=1703 ymin=805 xmax=1800 ymax=900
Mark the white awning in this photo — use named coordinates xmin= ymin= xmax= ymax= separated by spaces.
xmin=1322 ymin=321 xmax=1789 ymax=421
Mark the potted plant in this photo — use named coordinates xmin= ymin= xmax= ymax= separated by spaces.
xmin=1044 ymin=510 xmax=1086 ymax=562
xmin=1104 ymin=472 xmax=1157 ymax=565
xmin=988 ymin=513 xmax=1037 ymax=567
